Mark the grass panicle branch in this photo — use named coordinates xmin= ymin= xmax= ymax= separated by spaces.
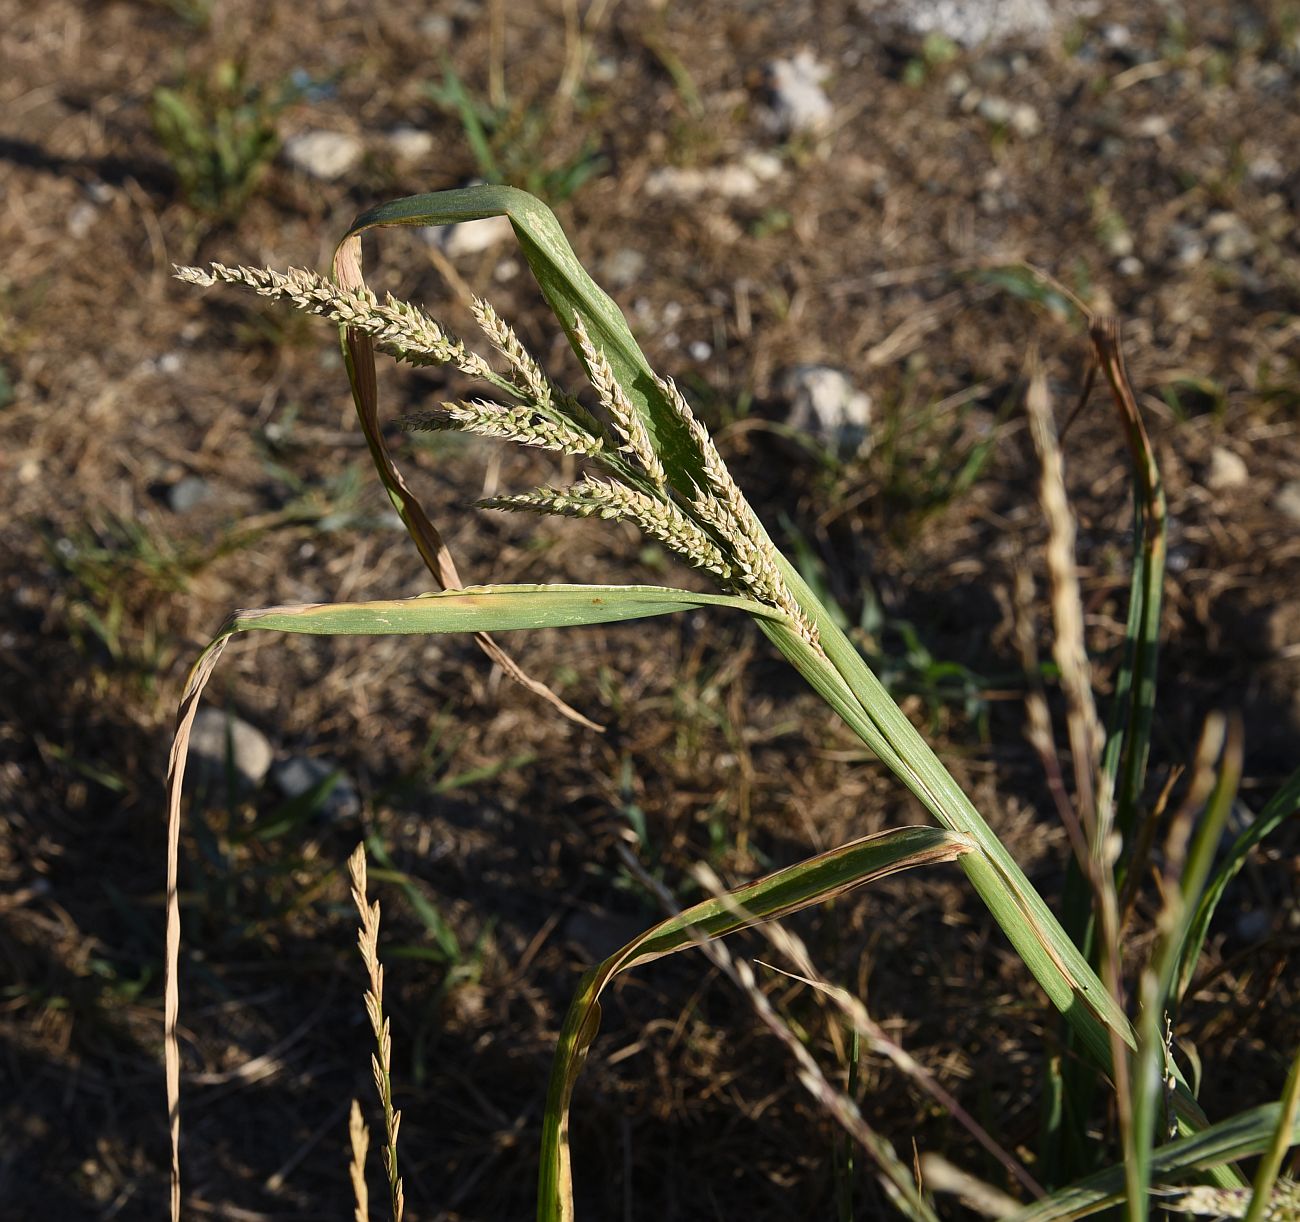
xmin=472 ymin=296 xmax=554 ymax=407
xmin=483 ymin=477 xmax=734 ymax=580
xmin=572 ymin=313 xmax=667 ymax=488
xmin=407 ymin=400 xmax=606 ymax=457
xmin=174 ymin=262 xmax=502 ymax=387
xmin=348 ymin=843 xmax=404 ymax=1222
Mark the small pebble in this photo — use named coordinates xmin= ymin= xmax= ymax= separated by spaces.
xmin=167 ymin=474 xmax=212 ymax=513
xmin=386 ymin=125 xmax=434 ymax=161
xmin=282 ymin=130 xmax=363 ymax=182
xmin=271 ymin=756 xmax=361 ymax=821
xmin=1204 ymin=446 xmax=1248 ymax=492
xmin=762 ymin=49 xmax=833 ymax=137
xmin=777 ymin=364 xmax=873 ymax=452
xmin=1274 ymin=479 xmax=1300 ymax=523
xmin=420 ymin=213 xmax=514 ymax=257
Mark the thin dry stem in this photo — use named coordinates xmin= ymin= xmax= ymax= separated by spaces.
xmin=348 ymin=843 xmax=404 ymax=1222
xmin=1025 ymin=359 xmax=1134 ymax=1197
xmin=349 ymin=1098 xmax=370 ymax=1222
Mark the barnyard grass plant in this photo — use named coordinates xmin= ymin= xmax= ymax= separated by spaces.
xmin=165 ymin=185 xmax=1299 ymax=1221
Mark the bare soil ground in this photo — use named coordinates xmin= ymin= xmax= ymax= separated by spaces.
xmin=1 ymin=1 xmax=1297 ymax=1218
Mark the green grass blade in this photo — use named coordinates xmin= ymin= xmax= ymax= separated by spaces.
xmin=1244 ymin=1048 xmax=1300 ymax=1222
xmin=537 ymin=826 xmax=974 ymax=1222
xmin=1092 ymin=319 xmax=1167 ymax=858
xmin=769 ymin=562 xmax=1134 ymax=1067
xmin=1175 ymin=767 xmax=1300 ymax=1006
xmin=211 ymin=584 xmax=779 ymax=639
xmin=1131 ymin=719 xmax=1243 ymax=1219
xmin=1004 ymin=1102 xmax=1300 ymax=1222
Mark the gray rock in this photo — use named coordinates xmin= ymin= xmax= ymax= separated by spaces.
xmin=1204 ymin=446 xmax=1249 ymax=492
xmin=1275 ymin=479 xmax=1300 ymax=523
xmin=1105 ymin=228 xmax=1135 ymax=259
xmin=167 ymin=474 xmax=213 ymax=513
xmin=777 ymin=365 xmax=873 ymax=451
xmin=977 ymin=95 xmax=1012 ymax=125
xmin=271 ymin=756 xmax=361 ymax=821
xmin=762 ymin=50 xmax=834 ymax=137
xmin=419 ymin=13 xmax=453 ymax=40
xmin=188 ymin=708 xmax=273 ymax=792
xmin=420 ymin=213 xmax=514 ymax=257
xmin=282 ymin=130 xmax=363 ymax=182
xmin=1116 ymin=256 xmax=1143 ymax=277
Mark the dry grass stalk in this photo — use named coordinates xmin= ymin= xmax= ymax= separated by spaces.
xmin=348 ymin=843 xmax=404 ymax=1222
xmin=614 ymin=845 xmax=935 ymax=1218
xmin=692 ymin=862 xmax=1044 ymax=1203
xmin=1025 ymin=359 xmax=1136 ymax=1196
xmin=349 ymin=1098 xmax=370 ymax=1222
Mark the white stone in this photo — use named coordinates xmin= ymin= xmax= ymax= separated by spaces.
xmin=1204 ymin=446 xmax=1248 ymax=492
xmin=777 ymin=365 xmax=873 ymax=451
xmin=386 ymin=125 xmax=434 ymax=161
xmin=1116 ymin=256 xmax=1143 ymax=276
xmin=1167 ymin=223 xmax=1206 ymax=268
xmin=604 ymin=247 xmax=646 ymax=287
xmin=1275 ymin=479 xmax=1300 ymax=523
xmin=1208 ymin=214 xmax=1255 ymax=262
xmin=67 ymin=201 xmax=98 ymax=239
xmin=1009 ymin=103 xmax=1042 ymax=137
xmin=977 ymin=95 xmax=1012 ymax=125
xmin=188 ymin=708 xmax=273 ymax=790
xmin=282 ymin=130 xmax=363 ymax=182
xmin=862 ymin=0 xmax=1057 ymax=48
xmin=168 ymin=474 xmax=212 ymax=513
xmin=644 ymin=156 xmax=779 ymax=201
xmin=763 ymin=49 xmax=833 ymax=136
xmin=420 ymin=213 xmax=514 ymax=257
